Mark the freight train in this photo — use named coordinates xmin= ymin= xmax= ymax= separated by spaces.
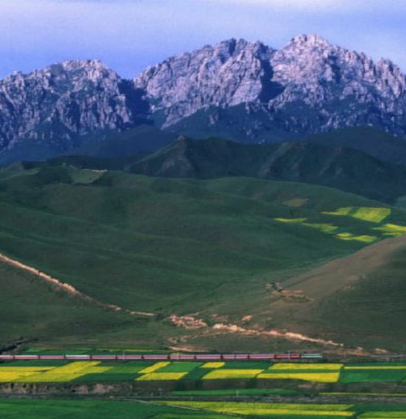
xmin=0 ymin=353 xmax=323 ymax=362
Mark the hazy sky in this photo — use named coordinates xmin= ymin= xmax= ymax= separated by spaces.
xmin=1 ymin=0 xmax=405 ymax=79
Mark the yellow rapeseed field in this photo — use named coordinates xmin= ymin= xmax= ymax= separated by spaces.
xmin=18 ymin=373 xmax=87 ymax=383
xmin=202 ymin=369 xmax=264 ymax=380
xmin=336 ymin=233 xmax=378 ymax=243
xmin=345 ymin=366 xmax=406 ymax=370
xmin=0 ymin=372 xmax=38 ymax=382
xmin=215 ymin=408 xmax=354 ymax=416
xmin=138 ymin=362 xmax=170 ymax=374
xmin=49 ymin=362 xmax=100 ymax=374
xmin=269 ymin=363 xmax=343 ymax=370
xmin=258 ymin=372 xmax=340 ymax=383
xmin=78 ymin=366 xmax=112 ymax=374
xmin=14 ymin=362 xmax=104 ymax=383
xmin=160 ymin=401 xmax=354 ymax=416
xmin=201 ymin=362 xmax=225 ymax=368
xmin=0 ymin=367 xmax=55 ymax=372
xmin=374 ymin=223 xmax=406 ymax=237
xmin=136 ymin=372 xmax=187 ymax=381
xmin=323 ymin=207 xmax=391 ymax=223
xmin=274 ymin=218 xmax=308 ymax=223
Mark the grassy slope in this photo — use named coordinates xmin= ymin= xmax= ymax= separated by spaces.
xmin=0 ymin=164 xmax=405 ymax=350
xmin=255 ymin=234 xmax=406 ymax=352
xmin=0 ymin=260 xmax=174 ymax=349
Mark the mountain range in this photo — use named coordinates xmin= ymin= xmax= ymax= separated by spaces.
xmin=1 ymin=34 xmax=406 ymax=163
xmin=2 ymin=34 xmax=406 ymax=353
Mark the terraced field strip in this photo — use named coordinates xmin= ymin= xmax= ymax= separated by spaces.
xmin=158 ymin=401 xmax=356 ymax=417
xmin=201 ymin=362 xmax=225 ymax=369
xmin=202 ymin=369 xmax=264 ymax=380
xmin=258 ymin=372 xmax=340 ymax=382
xmin=323 ymin=207 xmax=392 ymax=223
xmin=137 ymin=372 xmax=188 ymax=381
xmin=374 ymin=224 xmax=406 ymax=237
xmin=138 ymin=362 xmax=170 ymax=374
xmin=258 ymin=362 xmax=343 ymax=383
xmin=271 ymin=364 xmax=343 ymax=370
xmin=14 ymin=362 xmax=113 ymax=383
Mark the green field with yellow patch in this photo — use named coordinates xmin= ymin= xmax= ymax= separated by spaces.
xmin=1 ymin=360 xmax=406 ymax=384
xmin=276 ymin=206 xmax=406 ymax=244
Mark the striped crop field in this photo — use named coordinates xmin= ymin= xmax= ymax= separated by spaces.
xmin=136 ymin=372 xmax=187 ymax=381
xmin=202 ymin=369 xmax=264 ymax=380
xmin=1 ymin=399 xmax=406 ymax=419
xmin=271 ymin=363 xmax=343 ymax=370
xmin=1 ymin=361 xmax=406 ymax=384
xmin=323 ymin=207 xmax=392 ymax=223
xmin=201 ymin=362 xmax=225 ymax=368
xmin=273 ymin=205 xmax=406 ymax=246
xmin=374 ymin=223 xmax=406 ymax=237
xmin=258 ymin=372 xmax=341 ymax=383
xmin=158 ymin=401 xmax=356 ymax=417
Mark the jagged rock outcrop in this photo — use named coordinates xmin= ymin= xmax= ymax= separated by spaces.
xmin=135 ymin=34 xmax=406 ymax=138
xmin=0 ymin=60 xmax=145 ymax=151
xmin=135 ymin=39 xmax=276 ymax=126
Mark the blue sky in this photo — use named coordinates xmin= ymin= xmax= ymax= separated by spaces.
xmin=0 ymin=0 xmax=405 ymax=78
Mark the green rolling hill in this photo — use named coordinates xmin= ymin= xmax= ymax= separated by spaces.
xmin=0 ymin=162 xmax=406 ymax=352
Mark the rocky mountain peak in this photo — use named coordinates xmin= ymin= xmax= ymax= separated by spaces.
xmin=0 ymin=59 xmax=137 ymax=150
xmin=134 ymin=38 xmax=275 ymax=126
xmin=289 ymin=33 xmax=333 ymax=49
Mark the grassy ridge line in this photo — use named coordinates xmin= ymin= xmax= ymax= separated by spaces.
xmin=0 ymin=251 xmax=154 ymax=317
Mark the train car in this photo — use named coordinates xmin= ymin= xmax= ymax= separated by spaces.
xmin=249 ymin=354 xmax=275 ymax=360
xmin=0 ymin=355 xmax=15 ymax=361
xmin=40 ymin=355 xmax=65 ymax=360
xmin=91 ymin=355 xmax=118 ymax=361
xmin=301 ymin=353 xmax=323 ymax=359
xmin=13 ymin=355 xmax=40 ymax=360
xmin=114 ymin=355 xmax=140 ymax=361
xmin=65 ymin=355 xmax=91 ymax=360
xmin=0 ymin=352 xmax=324 ymax=362
xmin=194 ymin=354 xmax=222 ymax=361
xmin=141 ymin=354 xmax=170 ymax=361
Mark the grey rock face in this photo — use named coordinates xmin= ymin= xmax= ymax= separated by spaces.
xmin=0 ymin=60 xmax=140 ymax=150
xmin=135 ymin=39 xmax=275 ymax=126
xmin=135 ymin=34 xmax=406 ymax=137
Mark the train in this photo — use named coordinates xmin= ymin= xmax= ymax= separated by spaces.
xmin=0 ymin=353 xmax=323 ymax=362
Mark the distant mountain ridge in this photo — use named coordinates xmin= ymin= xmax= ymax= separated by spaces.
xmin=1 ymin=34 xmax=406 ymax=160
xmin=131 ymin=136 xmax=406 ymax=202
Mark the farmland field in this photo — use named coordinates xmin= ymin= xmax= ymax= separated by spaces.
xmin=1 ymin=360 xmax=406 ymax=385
xmin=1 ymin=393 xmax=406 ymax=419
xmin=0 ymin=399 xmax=237 ymax=419
xmin=158 ymin=401 xmax=406 ymax=419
